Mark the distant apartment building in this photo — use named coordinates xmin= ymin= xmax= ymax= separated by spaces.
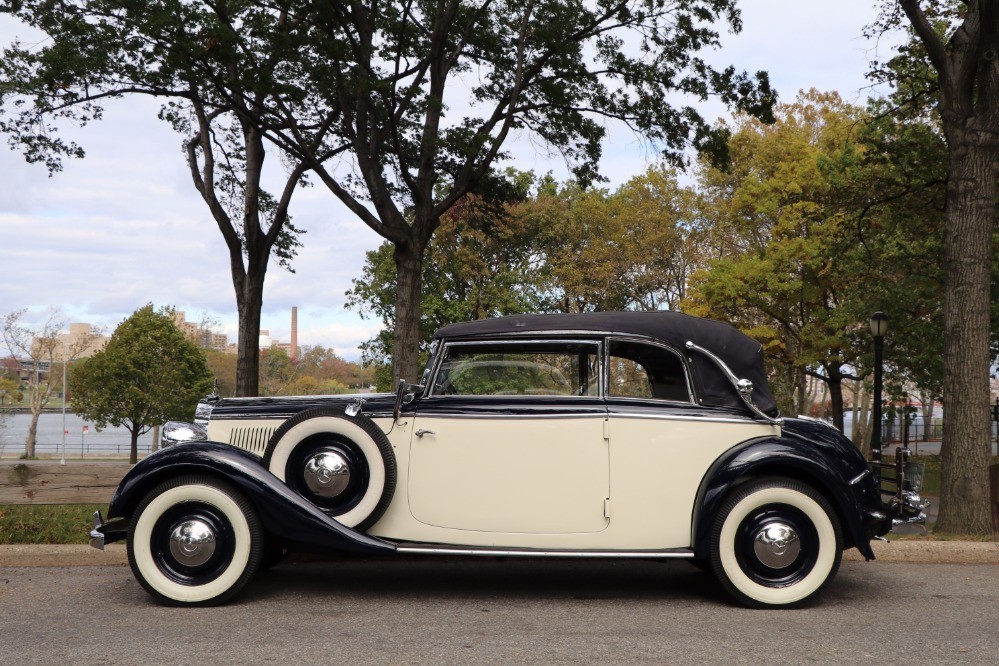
xmin=172 ymin=311 xmax=229 ymax=352
xmin=56 ymin=323 xmax=108 ymax=361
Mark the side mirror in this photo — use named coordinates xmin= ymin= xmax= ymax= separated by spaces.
xmin=393 ymin=379 xmax=424 ymax=423
xmin=393 ymin=380 xmax=407 ymax=423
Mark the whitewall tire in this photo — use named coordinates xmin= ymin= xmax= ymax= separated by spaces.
xmin=263 ymin=407 xmax=396 ymax=530
xmin=710 ymin=478 xmax=842 ymax=608
xmin=127 ymin=475 xmax=263 ymax=606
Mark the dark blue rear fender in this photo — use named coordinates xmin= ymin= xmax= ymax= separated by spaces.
xmin=104 ymin=442 xmax=395 ymax=556
xmin=691 ymin=438 xmax=877 ymax=561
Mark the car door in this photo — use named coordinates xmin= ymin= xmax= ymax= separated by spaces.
xmin=408 ymin=339 xmax=610 ymax=534
xmin=603 ymin=337 xmax=779 ymax=548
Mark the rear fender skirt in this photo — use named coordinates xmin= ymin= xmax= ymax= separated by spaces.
xmin=105 ymin=442 xmax=395 ymax=556
xmin=691 ymin=438 xmax=875 ymax=561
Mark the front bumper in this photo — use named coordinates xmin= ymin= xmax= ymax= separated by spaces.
xmin=88 ymin=511 xmax=128 ymax=551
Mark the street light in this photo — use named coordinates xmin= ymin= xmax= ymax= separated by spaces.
xmin=870 ymin=312 xmax=888 ymax=465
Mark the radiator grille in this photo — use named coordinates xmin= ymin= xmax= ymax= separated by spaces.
xmin=228 ymin=425 xmax=277 ymax=455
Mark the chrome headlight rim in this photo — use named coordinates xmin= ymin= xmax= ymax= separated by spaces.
xmin=161 ymin=421 xmax=209 ymax=447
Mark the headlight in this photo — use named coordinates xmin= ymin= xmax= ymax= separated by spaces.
xmin=161 ymin=421 xmax=208 ymax=447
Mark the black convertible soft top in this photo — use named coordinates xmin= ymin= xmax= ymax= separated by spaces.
xmin=434 ymin=311 xmax=778 ymax=417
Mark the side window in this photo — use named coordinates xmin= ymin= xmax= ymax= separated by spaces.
xmin=607 ymin=339 xmax=691 ymax=402
xmin=432 ymin=342 xmax=599 ymax=397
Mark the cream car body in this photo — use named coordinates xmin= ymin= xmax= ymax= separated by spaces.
xmin=93 ymin=312 xmax=910 ymax=608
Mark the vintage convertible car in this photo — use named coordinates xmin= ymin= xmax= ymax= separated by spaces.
xmin=90 ymin=311 xmax=923 ymax=608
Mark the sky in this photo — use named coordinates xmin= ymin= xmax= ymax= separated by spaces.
xmin=0 ymin=2 xmax=903 ymax=361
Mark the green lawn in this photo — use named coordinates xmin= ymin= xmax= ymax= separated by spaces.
xmin=0 ymin=504 xmax=107 ymax=544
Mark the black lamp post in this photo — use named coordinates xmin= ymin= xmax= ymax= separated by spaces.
xmin=870 ymin=312 xmax=888 ymax=465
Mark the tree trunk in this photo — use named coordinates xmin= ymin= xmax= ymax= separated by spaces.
xmin=129 ymin=426 xmax=139 ymax=465
xmin=934 ymin=140 xmax=994 ymax=536
xmin=825 ymin=365 xmax=845 ymax=433
xmin=392 ymin=241 xmax=426 ymax=385
xmin=920 ymin=391 xmax=935 ymax=443
xmin=25 ymin=409 xmax=39 ymax=458
xmin=234 ymin=272 xmax=264 ymax=397
xmin=795 ymin=367 xmax=806 ymax=415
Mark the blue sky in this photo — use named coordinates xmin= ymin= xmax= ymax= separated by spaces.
xmin=0 ymin=2 xmax=902 ymax=360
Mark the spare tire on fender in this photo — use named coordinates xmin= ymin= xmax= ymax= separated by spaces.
xmin=262 ymin=406 xmax=396 ymax=531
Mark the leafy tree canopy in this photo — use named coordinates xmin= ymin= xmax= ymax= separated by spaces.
xmin=71 ymin=305 xmax=213 ymax=463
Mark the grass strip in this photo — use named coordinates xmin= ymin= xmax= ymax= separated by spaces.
xmin=0 ymin=504 xmax=108 ymax=545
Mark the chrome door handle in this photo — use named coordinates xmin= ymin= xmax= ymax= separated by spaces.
xmin=415 ymin=429 xmax=435 ymax=438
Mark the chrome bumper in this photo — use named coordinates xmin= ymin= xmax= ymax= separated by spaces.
xmin=88 ymin=510 xmax=128 ymax=550
xmin=89 ymin=510 xmax=105 ymax=551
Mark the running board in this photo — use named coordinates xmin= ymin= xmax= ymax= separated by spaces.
xmin=395 ymin=545 xmax=694 ymax=559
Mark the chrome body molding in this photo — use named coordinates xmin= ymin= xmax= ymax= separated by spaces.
xmin=604 ymin=412 xmax=758 ymax=425
xmin=850 ymin=470 xmax=872 ymax=486
xmin=395 ymin=545 xmax=695 ymax=559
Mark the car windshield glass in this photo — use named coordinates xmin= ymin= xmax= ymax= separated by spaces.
xmin=432 ymin=343 xmax=599 ymax=396
xmin=607 ymin=339 xmax=690 ymax=402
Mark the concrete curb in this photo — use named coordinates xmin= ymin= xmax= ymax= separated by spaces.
xmin=0 ymin=544 xmax=128 ymax=567
xmin=0 ymin=541 xmax=996 ymax=567
xmin=843 ymin=539 xmax=999 ymax=564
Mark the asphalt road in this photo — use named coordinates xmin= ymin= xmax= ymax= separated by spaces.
xmin=1 ymin=558 xmax=996 ymax=664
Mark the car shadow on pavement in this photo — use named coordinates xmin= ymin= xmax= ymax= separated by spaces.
xmin=244 ymin=557 xmax=732 ymax=606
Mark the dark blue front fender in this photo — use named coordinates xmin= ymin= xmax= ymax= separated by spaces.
xmin=102 ymin=442 xmax=395 ymax=556
xmin=691 ymin=437 xmax=878 ymax=561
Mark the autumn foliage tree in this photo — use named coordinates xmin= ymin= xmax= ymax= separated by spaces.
xmin=683 ymin=91 xmax=949 ymax=433
xmin=868 ymin=0 xmax=999 ymax=536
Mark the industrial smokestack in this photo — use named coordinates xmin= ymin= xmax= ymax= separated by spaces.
xmin=291 ymin=306 xmax=298 ymax=361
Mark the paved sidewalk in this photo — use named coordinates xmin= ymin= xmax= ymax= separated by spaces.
xmin=1 ymin=540 xmax=996 ymax=568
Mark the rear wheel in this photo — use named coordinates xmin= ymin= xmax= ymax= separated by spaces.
xmin=127 ymin=475 xmax=263 ymax=606
xmin=710 ymin=478 xmax=842 ymax=608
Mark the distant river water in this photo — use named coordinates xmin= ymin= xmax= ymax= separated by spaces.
xmin=0 ymin=411 xmax=155 ymax=459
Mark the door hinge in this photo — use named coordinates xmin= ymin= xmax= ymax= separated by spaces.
xmin=603 ymin=419 xmax=610 ymax=441
xmin=603 ymin=498 xmax=611 ymax=518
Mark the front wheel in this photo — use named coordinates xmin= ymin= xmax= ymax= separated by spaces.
xmin=127 ymin=475 xmax=263 ymax=606
xmin=710 ymin=478 xmax=842 ymax=608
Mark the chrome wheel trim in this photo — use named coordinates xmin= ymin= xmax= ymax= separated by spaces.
xmin=303 ymin=450 xmax=351 ymax=498
xmin=752 ymin=522 xmax=800 ymax=570
xmin=168 ymin=519 xmax=218 ymax=567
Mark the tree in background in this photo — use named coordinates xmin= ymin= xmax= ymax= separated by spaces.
xmin=865 ymin=0 xmax=999 ymax=536
xmin=71 ymin=306 xmax=212 ymax=464
xmin=686 ymin=91 xmax=952 ymax=436
xmin=1 ymin=310 xmax=100 ymax=458
xmin=0 ymin=374 xmax=23 ymax=406
xmin=348 ymin=166 xmax=702 ymax=388
xmin=1 ymin=2 xmax=311 ymax=398
xmin=0 ymin=372 xmax=19 ymax=450
xmin=537 ymin=167 xmax=700 ymax=312
xmin=348 ymin=169 xmax=549 ymax=388
xmin=256 ymin=0 xmax=775 ymax=385
xmin=1 ymin=1 xmax=776 ymax=389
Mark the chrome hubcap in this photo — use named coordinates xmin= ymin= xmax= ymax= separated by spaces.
xmin=303 ymin=450 xmax=351 ymax=498
xmin=752 ymin=523 xmax=800 ymax=569
xmin=168 ymin=519 xmax=217 ymax=566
